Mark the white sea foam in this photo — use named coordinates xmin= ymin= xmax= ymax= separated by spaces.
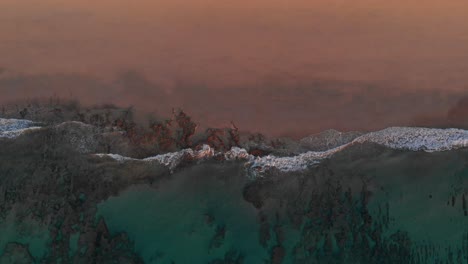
xmin=0 ymin=118 xmax=42 ymax=138
xmin=354 ymin=127 xmax=468 ymax=152
xmin=144 ymin=144 xmax=215 ymax=170
xmin=3 ymin=118 xmax=466 ymax=177
xmin=246 ymin=143 xmax=350 ymax=177
xmin=95 ymin=144 xmax=217 ymax=171
xmin=93 ymin=127 xmax=468 ymax=177
xmin=247 ymin=127 xmax=468 ymax=177
xmin=0 ymin=118 xmax=33 ymax=132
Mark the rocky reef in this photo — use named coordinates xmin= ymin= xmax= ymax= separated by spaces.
xmin=1 ymin=103 xmax=468 ymax=263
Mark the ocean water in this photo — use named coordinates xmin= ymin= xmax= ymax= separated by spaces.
xmin=0 ymin=211 xmax=50 ymax=260
xmin=2 ymin=147 xmax=466 ymax=262
xmin=95 ymin=151 xmax=468 ymax=263
xmin=364 ymin=152 xmax=468 ymax=262
xmin=96 ymin=163 xmax=269 ymax=263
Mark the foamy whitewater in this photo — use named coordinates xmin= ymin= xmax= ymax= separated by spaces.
xmin=2 ymin=118 xmax=468 ymax=177
xmin=94 ymin=127 xmax=468 ymax=178
xmin=0 ymin=118 xmax=42 ymax=139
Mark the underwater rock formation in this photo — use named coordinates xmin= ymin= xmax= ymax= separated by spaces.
xmin=1 ymin=111 xmax=468 ymax=263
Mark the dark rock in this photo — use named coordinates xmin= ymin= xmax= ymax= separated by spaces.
xmin=270 ymin=245 xmax=285 ymax=264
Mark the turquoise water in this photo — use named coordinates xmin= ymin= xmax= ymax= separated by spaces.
xmin=95 ymin=154 xmax=468 ymax=263
xmin=97 ymin=164 xmax=268 ymax=263
xmin=0 ymin=211 xmax=50 ymax=260
xmin=68 ymin=232 xmax=80 ymax=257
xmin=365 ymin=154 xmax=468 ymax=261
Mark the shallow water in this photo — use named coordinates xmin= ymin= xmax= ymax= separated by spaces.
xmin=95 ymin=153 xmax=468 ymax=263
xmin=0 ymin=212 xmax=50 ymax=260
xmin=2 ymin=142 xmax=467 ymax=263
xmin=365 ymin=154 xmax=468 ymax=262
xmin=96 ymin=163 xmax=268 ymax=263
